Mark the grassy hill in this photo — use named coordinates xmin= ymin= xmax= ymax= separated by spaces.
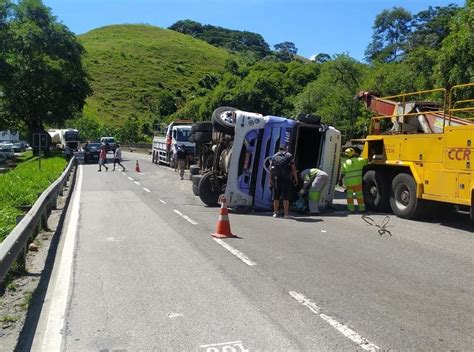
xmin=79 ymin=24 xmax=233 ymax=126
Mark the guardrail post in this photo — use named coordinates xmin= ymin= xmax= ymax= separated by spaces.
xmin=15 ymin=216 xmax=27 ymax=274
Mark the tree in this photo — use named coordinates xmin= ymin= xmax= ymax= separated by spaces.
xmin=365 ymin=7 xmax=412 ymax=63
xmin=0 ymin=0 xmax=91 ymax=141
xmin=274 ymin=41 xmax=298 ymax=62
xmin=407 ymin=5 xmax=460 ymax=52
xmin=435 ymin=2 xmax=474 ymax=89
xmin=311 ymin=53 xmax=331 ymax=63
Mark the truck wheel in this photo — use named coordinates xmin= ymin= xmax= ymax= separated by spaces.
xmin=190 ymin=165 xmax=200 ymax=175
xmin=194 ymin=131 xmax=212 ymax=143
xmin=390 ymin=173 xmax=427 ymax=219
xmin=363 ymin=170 xmax=389 ymax=212
xmin=296 ymin=113 xmax=321 ymax=125
xmin=212 ymin=107 xmax=238 ymax=136
xmin=192 ymin=174 xmax=202 ymax=196
xmin=193 ymin=122 xmax=213 ymax=133
xmin=198 ymin=172 xmax=222 ymax=207
xmin=152 ymin=151 xmax=156 ymax=163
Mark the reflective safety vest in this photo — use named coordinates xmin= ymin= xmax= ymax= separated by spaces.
xmin=301 ymin=168 xmax=322 ymax=183
xmin=342 ymin=157 xmax=367 ymax=186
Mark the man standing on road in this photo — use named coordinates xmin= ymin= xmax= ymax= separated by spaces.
xmin=176 ymin=144 xmax=187 ymax=180
xmin=339 ymin=148 xmax=367 ymax=212
xmin=299 ymin=168 xmax=329 ymax=215
xmin=270 ymin=145 xmax=298 ymax=218
xmin=113 ymin=144 xmax=126 ymax=172
xmin=98 ymin=144 xmax=109 ymax=172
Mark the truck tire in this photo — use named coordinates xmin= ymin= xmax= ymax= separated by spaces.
xmin=193 ymin=122 xmax=213 ymax=133
xmin=152 ymin=151 xmax=156 ymax=164
xmin=198 ymin=172 xmax=222 ymax=207
xmin=390 ymin=173 xmax=427 ymax=219
xmin=296 ymin=113 xmax=321 ymax=125
xmin=194 ymin=131 xmax=212 ymax=143
xmin=189 ymin=165 xmax=200 ymax=175
xmin=212 ymin=107 xmax=238 ymax=136
xmin=192 ymin=174 xmax=202 ymax=196
xmin=363 ymin=170 xmax=389 ymax=212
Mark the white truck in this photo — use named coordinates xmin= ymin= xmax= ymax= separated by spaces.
xmin=190 ymin=107 xmax=342 ymax=212
xmin=151 ymin=120 xmax=195 ymax=167
xmin=47 ymin=128 xmax=80 ymax=151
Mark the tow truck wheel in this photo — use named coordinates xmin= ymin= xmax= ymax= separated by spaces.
xmin=363 ymin=170 xmax=389 ymax=212
xmin=198 ymin=172 xmax=222 ymax=207
xmin=390 ymin=173 xmax=427 ymax=219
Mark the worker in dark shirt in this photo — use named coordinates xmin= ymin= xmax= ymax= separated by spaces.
xmin=176 ymin=144 xmax=187 ymax=180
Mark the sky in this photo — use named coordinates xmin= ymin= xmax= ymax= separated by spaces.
xmin=43 ymin=0 xmax=465 ymax=62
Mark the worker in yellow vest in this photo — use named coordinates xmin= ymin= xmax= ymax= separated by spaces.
xmin=339 ymin=148 xmax=368 ymax=212
xmin=299 ymin=168 xmax=329 ymax=215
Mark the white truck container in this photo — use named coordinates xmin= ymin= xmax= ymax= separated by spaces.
xmin=151 ymin=120 xmax=195 ymax=167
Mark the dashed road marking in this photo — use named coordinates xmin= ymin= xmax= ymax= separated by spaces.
xmin=173 ymin=209 xmax=198 ymax=225
xmin=289 ymin=291 xmax=379 ymax=351
xmin=133 ymin=181 xmax=141 ymax=186
xmin=199 ymin=341 xmax=246 ymax=350
xmin=213 ymin=239 xmax=257 ymax=266
xmin=143 ymin=187 xmax=151 ymax=193
xmin=127 ymin=176 xmax=134 ymax=181
xmin=321 ymin=230 xmax=327 ymax=233
xmin=159 ymin=199 xmax=167 ymax=204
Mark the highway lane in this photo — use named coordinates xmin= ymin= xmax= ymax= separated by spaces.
xmin=32 ymin=152 xmax=473 ymax=351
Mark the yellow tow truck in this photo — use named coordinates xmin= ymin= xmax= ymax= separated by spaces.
xmin=357 ymin=83 xmax=473 ymax=220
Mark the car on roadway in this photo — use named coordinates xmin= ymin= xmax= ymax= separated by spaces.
xmin=0 ymin=142 xmax=15 ymax=159
xmin=100 ymin=137 xmax=117 ymax=154
xmin=83 ymin=142 xmax=102 ymax=163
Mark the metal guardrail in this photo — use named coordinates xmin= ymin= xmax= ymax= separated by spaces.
xmin=0 ymin=157 xmax=77 ymax=283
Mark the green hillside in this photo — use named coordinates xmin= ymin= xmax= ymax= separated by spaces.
xmin=79 ymin=24 xmax=232 ymax=126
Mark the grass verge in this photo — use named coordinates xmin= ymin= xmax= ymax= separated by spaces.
xmin=0 ymin=152 xmax=67 ymax=242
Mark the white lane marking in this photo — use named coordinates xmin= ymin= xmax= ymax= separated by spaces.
xmin=40 ymin=165 xmax=83 ymax=350
xmin=133 ymin=181 xmax=141 ymax=186
xmin=173 ymin=209 xmax=198 ymax=225
xmin=143 ymin=187 xmax=151 ymax=193
xmin=127 ymin=176 xmax=134 ymax=181
xmin=122 ymin=172 xmax=127 ymax=176
xmin=213 ymin=239 xmax=257 ymax=266
xmin=200 ymin=341 xmax=243 ymax=348
xmin=289 ymin=291 xmax=379 ymax=351
xmin=159 ymin=199 xmax=167 ymax=204
xmin=321 ymin=230 xmax=327 ymax=233
xmin=168 ymin=312 xmax=183 ymax=318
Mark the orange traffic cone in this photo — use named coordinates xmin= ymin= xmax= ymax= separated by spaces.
xmin=135 ymin=160 xmax=141 ymax=172
xmin=212 ymin=196 xmax=235 ymax=238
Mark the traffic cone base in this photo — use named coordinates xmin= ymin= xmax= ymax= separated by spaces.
xmin=212 ymin=197 xmax=235 ymax=238
xmin=135 ymin=160 xmax=141 ymax=172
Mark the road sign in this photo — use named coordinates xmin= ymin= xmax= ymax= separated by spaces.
xmin=32 ymin=133 xmax=49 ymax=148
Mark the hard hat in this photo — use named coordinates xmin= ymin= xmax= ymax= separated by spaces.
xmin=344 ymin=148 xmax=355 ymax=157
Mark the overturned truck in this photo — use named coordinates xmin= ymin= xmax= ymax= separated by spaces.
xmin=189 ymin=107 xmax=342 ymax=212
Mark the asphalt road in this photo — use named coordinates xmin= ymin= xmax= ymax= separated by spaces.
xmin=31 ymin=152 xmax=473 ymax=351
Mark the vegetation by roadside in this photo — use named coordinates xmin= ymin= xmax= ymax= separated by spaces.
xmin=0 ymin=152 xmax=67 ymax=242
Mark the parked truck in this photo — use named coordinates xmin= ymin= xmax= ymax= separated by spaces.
xmin=189 ymin=107 xmax=342 ymax=212
xmin=151 ymin=120 xmax=195 ymax=167
xmin=357 ymin=83 xmax=473 ymax=220
xmin=47 ymin=128 xmax=80 ymax=151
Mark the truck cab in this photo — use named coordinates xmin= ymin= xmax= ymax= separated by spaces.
xmin=152 ymin=120 xmax=195 ymax=167
xmin=224 ymin=112 xmax=341 ymax=211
